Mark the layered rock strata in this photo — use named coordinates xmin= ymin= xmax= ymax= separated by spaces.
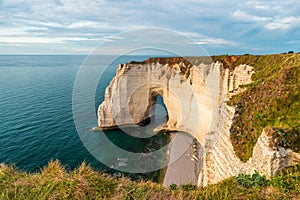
xmin=97 ymin=57 xmax=300 ymax=186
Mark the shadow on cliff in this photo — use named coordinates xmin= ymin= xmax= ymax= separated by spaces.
xmin=103 ymin=94 xmax=170 ymax=153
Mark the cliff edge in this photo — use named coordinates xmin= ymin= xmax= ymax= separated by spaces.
xmin=97 ymin=54 xmax=300 ymax=186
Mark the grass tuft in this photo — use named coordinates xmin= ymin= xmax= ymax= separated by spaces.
xmin=0 ymin=161 xmax=299 ymax=199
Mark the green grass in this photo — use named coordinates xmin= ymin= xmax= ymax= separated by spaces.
xmin=0 ymin=161 xmax=299 ymax=199
xmin=213 ymin=53 xmax=300 ymax=162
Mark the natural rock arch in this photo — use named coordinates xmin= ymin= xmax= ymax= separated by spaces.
xmin=97 ymin=58 xmax=300 ymax=186
xmin=97 ymin=61 xmax=220 ymax=145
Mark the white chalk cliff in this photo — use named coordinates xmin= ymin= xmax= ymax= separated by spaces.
xmin=97 ymin=58 xmax=300 ymax=186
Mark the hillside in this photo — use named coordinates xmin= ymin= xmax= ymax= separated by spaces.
xmin=213 ymin=53 xmax=300 ymax=162
xmin=0 ymin=160 xmax=299 ymax=199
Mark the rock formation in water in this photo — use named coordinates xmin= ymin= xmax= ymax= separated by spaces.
xmin=97 ymin=57 xmax=300 ymax=186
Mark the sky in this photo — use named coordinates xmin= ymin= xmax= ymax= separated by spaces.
xmin=0 ymin=0 xmax=300 ymax=55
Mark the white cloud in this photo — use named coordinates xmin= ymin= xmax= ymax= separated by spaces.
xmin=265 ymin=16 xmax=300 ymax=30
xmin=245 ymin=1 xmax=283 ymax=11
xmin=14 ymin=19 xmax=65 ymax=28
xmin=67 ymin=21 xmax=106 ymax=29
xmin=0 ymin=36 xmax=98 ymax=44
xmin=0 ymin=27 xmax=27 ymax=36
xmin=232 ymin=7 xmax=300 ymax=31
xmin=0 ymin=37 xmax=65 ymax=44
xmin=63 ymin=37 xmax=99 ymax=41
xmin=232 ymin=10 xmax=270 ymax=22
xmin=193 ymin=38 xmax=237 ymax=45
xmin=182 ymin=32 xmax=206 ymax=39
xmin=1 ymin=0 xmax=300 ymax=54
xmin=183 ymin=32 xmax=237 ymax=45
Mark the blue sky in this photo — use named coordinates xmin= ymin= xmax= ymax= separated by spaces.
xmin=0 ymin=0 xmax=300 ymax=55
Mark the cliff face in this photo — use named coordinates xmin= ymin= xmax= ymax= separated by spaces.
xmin=200 ymin=64 xmax=300 ymax=185
xmin=98 ymin=59 xmax=220 ymax=145
xmin=97 ymin=57 xmax=300 ymax=186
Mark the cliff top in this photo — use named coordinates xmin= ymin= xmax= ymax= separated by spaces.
xmin=130 ymin=57 xmax=193 ymax=66
xmin=224 ymin=53 xmax=300 ymax=161
xmin=129 ymin=53 xmax=300 ymax=162
xmin=128 ymin=55 xmax=240 ymax=69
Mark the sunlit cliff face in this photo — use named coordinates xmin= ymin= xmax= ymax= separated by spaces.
xmin=97 ymin=58 xmax=300 ymax=186
xmin=97 ymin=58 xmax=222 ymax=145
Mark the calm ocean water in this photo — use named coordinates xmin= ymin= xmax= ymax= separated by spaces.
xmin=0 ymin=55 xmax=168 ymax=177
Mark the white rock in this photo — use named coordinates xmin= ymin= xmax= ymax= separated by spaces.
xmin=97 ymin=59 xmax=300 ymax=186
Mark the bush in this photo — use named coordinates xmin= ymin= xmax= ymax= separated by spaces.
xmin=169 ymin=183 xmax=178 ymax=190
xmin=179 ymin=184 xmax=196 ymax=191
xmin=237 ymin=170 xmax=268 ymax=188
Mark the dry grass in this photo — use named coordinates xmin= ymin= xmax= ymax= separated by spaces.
xmin=0 ymin=161 xmax=299 ymax=199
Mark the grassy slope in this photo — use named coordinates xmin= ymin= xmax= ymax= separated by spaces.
xmin=0 ymin=161 xmax=299 ymax=200
xmin=213 ymin=53 xmax=300 ymax=162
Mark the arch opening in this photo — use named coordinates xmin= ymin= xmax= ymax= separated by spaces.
xmin=148 ymin=93 xmax=169 ymax=129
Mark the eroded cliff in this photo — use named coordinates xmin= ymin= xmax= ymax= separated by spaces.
xmin=97 ymin=56 xmax=300 ymax=186
xmin=98 ymin=57 xmax=218 ymax=145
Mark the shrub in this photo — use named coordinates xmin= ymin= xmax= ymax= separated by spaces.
xmin=237 ymin=170 xmax=268 ymax=188
xmin=169 ymin=183 xmax=178 ymax=190
xmin=179 ymin=184 xmax=196 ymax=191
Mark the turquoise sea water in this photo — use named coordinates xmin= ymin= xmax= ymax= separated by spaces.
xmin=0 ymin=55 xmax=168 ymax=178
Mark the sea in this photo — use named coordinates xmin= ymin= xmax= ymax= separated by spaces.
xmin=0 ymin=55 xmax=169 ymax=180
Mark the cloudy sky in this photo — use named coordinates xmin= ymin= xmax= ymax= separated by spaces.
xmin=0 ymin=0 xmax=300 ymax=55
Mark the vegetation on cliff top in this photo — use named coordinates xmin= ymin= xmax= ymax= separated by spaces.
xmin=1 ymin=160 xmax=299 ymax=199
xmin=132 ymin=53 xmax=300 ymax=163
xmin=213 ymin=53 xmax=300 ymax=162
